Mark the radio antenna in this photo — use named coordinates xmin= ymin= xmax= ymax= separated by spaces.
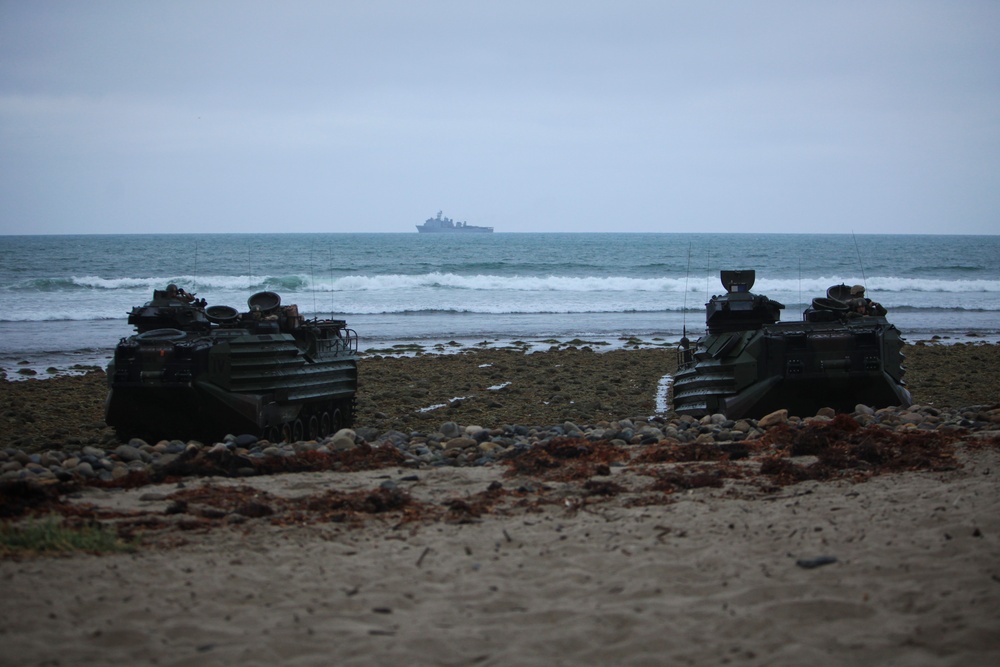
xmin=798 ymin=257 xmax=802 ymax=308
xmin=677 ymin=242 xmax=695 ymax=365
xmin=682 ymin=242 xmax=692 ymax=335
xmin=310 ymin=248 xmax=317 ymax=316
xmin=705 ymin=249 xmax=711 ymax=305
xmin=851 ymin=230 xmax=868 ymax=292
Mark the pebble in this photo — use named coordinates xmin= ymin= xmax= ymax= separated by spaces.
xmin=2 ymin=403 xmax=999 ymax=485
xmin=329 ymin=431 xmax=358 ymax=451
xmin=758 ymin=409 xmax=789 ymax=428
xmin=114 ymin=444 xmax=144 ymax=463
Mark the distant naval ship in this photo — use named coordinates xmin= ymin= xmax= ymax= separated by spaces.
xmin=416 ymin=211 xmax=493 ymax=233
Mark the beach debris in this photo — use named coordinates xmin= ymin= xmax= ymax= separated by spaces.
xmin=795 ymin=555 xmax=838 ymax=569
xmin=503 ymin=438 xmax=628 ymax=481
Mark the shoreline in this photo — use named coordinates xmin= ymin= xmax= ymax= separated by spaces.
xmin=4 ymin=327 xmax=1000 ymax=382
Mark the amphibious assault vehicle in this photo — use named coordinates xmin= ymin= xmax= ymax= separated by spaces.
xmin=106 ymin=286 xmax=358 ymax=443
xmin=671 ymin=270 xmax=911 ymax=419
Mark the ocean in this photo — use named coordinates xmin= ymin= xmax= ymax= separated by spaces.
xmin=1 ymin=232 xmax=999 ymax=377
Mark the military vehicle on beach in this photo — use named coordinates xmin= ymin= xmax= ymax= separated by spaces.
xmin=671 ymin=270 xmax=911 ymax=419
xmin=106 ymin=286 xmax=358 ymax=443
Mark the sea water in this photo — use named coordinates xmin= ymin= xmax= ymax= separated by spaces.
xmin=1 ymin=232 xmax=998 ymax=376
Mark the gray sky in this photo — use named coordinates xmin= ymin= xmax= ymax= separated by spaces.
xmin=2 ymin=1 xmax=998 ymax=235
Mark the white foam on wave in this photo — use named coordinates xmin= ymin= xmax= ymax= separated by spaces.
xmin=7 ymin=270 xmax=1000 ymax=325
xmin=755 ymin=276 xmax=1000 ymax=294
xmin=41 ymin=272 xmax=1000 ymax=300
xmin=330 ymin=273 xmax=691 ymax=293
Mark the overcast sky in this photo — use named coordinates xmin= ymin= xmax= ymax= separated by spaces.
xmin=1 ymin=1 xmax=998 ymax=235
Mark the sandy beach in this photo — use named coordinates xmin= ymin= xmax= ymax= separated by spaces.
xmin=2 ymin=343 xmax=999 ymax=666
xmin=2 ymin=445 xmax=999 ymax=666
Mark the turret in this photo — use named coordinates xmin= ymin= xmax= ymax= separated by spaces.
xmin=127 ymin=287 xmax=211 ymax=333
xmin=705 ymin=270 xmax=784 ymax=334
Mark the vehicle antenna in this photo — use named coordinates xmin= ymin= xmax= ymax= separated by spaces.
xmin=248 ymin=246 xmax=252 ymax=290
xmin=852 ymin=230 xmax=868 ymax=293
xmin=705 ymin=248 xmax=711 ymax=305
xmin=680 ymin=242 xmax=693 ymax=358
xmin=682 ymin=242 xmax=692 ymax=336
xmin=310 ymin=247 xmax=317 ymax=317
xmin=798 ymin=257 xmax=802 ymax=309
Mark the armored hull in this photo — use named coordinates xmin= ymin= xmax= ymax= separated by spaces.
xmin=106 ymin=288 xmax=358 ymax=443
xmin=672 ymin=271 xmax=910 ymax=419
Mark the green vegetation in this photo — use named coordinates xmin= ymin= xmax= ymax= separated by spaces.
xmin=0 ymin=517 xmax=135 ymax=557
xmin=563 ymin=338 xmax=610 ymax=347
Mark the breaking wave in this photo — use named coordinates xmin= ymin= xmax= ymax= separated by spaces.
xmin=8 ymin=273 xmax=1000 ymax=295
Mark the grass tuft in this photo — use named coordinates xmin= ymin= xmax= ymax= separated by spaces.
xmin=0 ymin=516 xmax=136 ymax=557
